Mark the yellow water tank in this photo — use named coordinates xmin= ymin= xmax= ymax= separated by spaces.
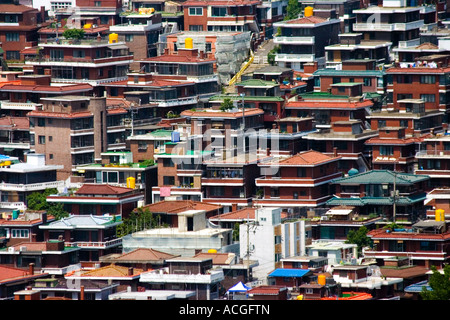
xmin=185 ymin=37 xmax=193 ymax=49
xmin=436 ymin=209 xmax=445 ymax=222
xmin=297 ymin=295 xmax=303 ymax=300
xmin=83 ymin=23 xmax=92 ymax=29
xmin=127 ymin=176 xmax=136 ymax=189
xmin=304 ymin=6 xmax=314 ymax=17
xmin=109 ymin=33 xmax=119 ymax=43
xmin=318 ymin=274 xmax=326 ymax=286
xmin=208 ymin=249 xmax=217 ymax=253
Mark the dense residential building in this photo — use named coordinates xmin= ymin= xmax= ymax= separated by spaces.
xmin=273 ymin=9 xmax=341 ymax=71
xmin=109 ymin=9 xmax=163 ymax=70
xmin=0 ymin=3 xmax=44 ymax=63
xmin=253 ymin=150 xmax=342 ymax=210
xmin=327 ymin=170 xmax=430 ymax=223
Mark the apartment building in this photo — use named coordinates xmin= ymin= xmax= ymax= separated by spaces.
xmin=253 ymin=150 xmax=342 ymax=209
xmin=24 ymin=33 xmax=133 ymax=96
xmin=27 ymin=95 xmax=128 ymax=181
xmin=109 ymin=9 xmax=163 ymax=70
xmin=273 ymin=9 xmax=341 ymax=71
xmin=0 ymin=3 xmax=44 ymax=62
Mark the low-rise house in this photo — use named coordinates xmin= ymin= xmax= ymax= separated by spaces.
xmin=267 ymin=268 xmax=313 ymax=290
xmin=327 ymin=170 xmax=430 ymax=223
xmin=46 ymin=184 xmax=144 ymax=219
xmin=65 ymin=264 xmax=145 ymax=292
xmin=0 ymin=210 xmax=53 ymax=248
xmin=0 ymin=238 xmax=80 ymax=274
xmin=280 ymin=256 xmax=328 ymax=273
xmin=39 ymin=214 xmax=123 ymax=263
xmin=330 ymin=264 xmax=402 ymax=300
xmin=31 ymin=277 xmax=119 ymax=300
xmin=108 ymin=288 xmax=196 ymax=300
xmin=0 ymin=264 xmax=48 ymax=300
xmin=99 ymin=248 xmax=179 ymax=270
xmin=364 ymin=217 xmax=450 ymax=270
xmin=246 ymin=285 xmax=288 ymax=300
xmin=306 ymin=240 xmax=358 ymax=266
xmin=0 ymin=153 xmax=64 ymax=211
xmin=122 ymin=209 xmax=234 ymax=257
xmin=139 ymin=256 xmax=224 ymax=300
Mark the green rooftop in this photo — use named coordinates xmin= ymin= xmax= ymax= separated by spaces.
xmin=209 ymin=94 xmax=284 ymax=102
xmin=234 ymin=79 xmax=280 ymax=87
xmin=332 ymin=170 xmax=430 ymax=185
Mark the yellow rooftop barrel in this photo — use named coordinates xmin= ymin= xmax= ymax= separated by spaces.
xmin=304 ymin=6 xmax=313 ymax=17
xmin=127 ymin=176 xmax=136 ymax=189
xmin=109 ymin=33 xmax=118 ymax=43
xmin=436 ymin=209 xmax=445 ymax=222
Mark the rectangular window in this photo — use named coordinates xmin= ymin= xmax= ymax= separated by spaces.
xmin=189 ymin=25 xmax=203 ymax=31
xmin=163 ymin=176 xmax=175 ymax=185
xmin=73 ymin=50 xmax=85 ymax=58
xmin=420 ymin=94 xmax=435 ymax=103
xmin=125 ymin=34 xmax=134 ymax=42
xmin=163 ymin=158 xmax=174 ymax=167
xmin=5 ymin=33 xmax=19 ymax=42
xmin=211 ymin=7 xmax=227 ymax=16
xmin=38 ymin=135 xmax=46 ymax=144
xmin=6 ymin=51 xmax=20 ymax=60
xmin=189 ymin=7 xmax=203 ymax=15
xmin=11 ymin=229 xmax=29 ymax=238
xmin=379 ymin=145 xmax=394 ymax=156
xmin=420 ymin=75 xmax=436 ymax=84
xmin=363 ymin=77 xmax=372 ymax=86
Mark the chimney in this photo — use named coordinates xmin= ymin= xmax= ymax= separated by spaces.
xmin=31 ymin=233 xmax=37 ymax=242
xmin=199 ymin=50 xmax=205 ymax=59
xmin=29 ymin=263 xmax=34 ymax=275
xmin=164 ymin=48 xmax=169 ymax=55
xmin=232 ymin=203 xmax=238 ymax=212
xmin=333 ymin=147 xmax=338 ymax=157
xmin=80 ymin=286 xmax=85 ymax=301
xmin=128 ymin=267 xmax=134 ymax=276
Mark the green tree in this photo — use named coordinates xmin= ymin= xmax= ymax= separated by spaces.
xmin=116 ymin=207 xmax=161 ymax=238
xmin=220 ymin=98 xmax=234 ymax=111
xmin=285 ymin=0 xmax=301 ymax=20
xmin=62 ymin=28 xmax=85 ymax=40
xmin=421 ymin=265 xmax=450 ymax=300
xmin=26 ymin=188 xmax=69 ymax=220
xmin=345 ymin=226 xmax=373 ymax=255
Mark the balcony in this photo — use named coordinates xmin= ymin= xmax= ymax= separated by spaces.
xmin=275 ymin=53 xmax=315 ymax=62
xmin=140 ymin=268 xmax=224 ymax=284
xmin=274 ymin=36 xmax=315 ymax=45
xmin=26 ymin=55 xmax=134 ymax=68
xmin=152 ymin=96 xmax=198 ymax=108
xmin=255 ymin=172 xmax=342 ymax=187
xmin=0 ymin=140 xmax=30 ymax=150
xmin=0 ymin=101 xmax=42 ymax=111
xmin=353 ymin=20 xmax=424 ymax=32
xmin=0 ymin=181 xmax=64 ymax=192
xmin=51 ymin=76 xmax=128 ymax=86
xmin=416 ymin=149 xmax=450 ymax=158
xmin=109 ymin=21 xmax=162 ymax=32
xmin=65 ymin=238 xmax=122 ymax=249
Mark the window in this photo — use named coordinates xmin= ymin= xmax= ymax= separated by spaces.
xmin=37 ymin=118 xmax=46 ymax=127
xmin=420 ymin=94 xmax=435 ymax=103
xmin=189 ymin=7 xmax=203 ymax=15
xmin=95 ymin=1 xmax=101 ymax=6
xmin=378 ymin=120 xmax=386 ymax=128
xmin=270 ymin=187 xmax=280 ymax=198
xmin=6 ymin=51 xmax=19 ymax=60
xmin=210 ymin=186 xmax=224 ymax=196
xmin=48 ymin=136 xmax=53 ymax=142
xmin=379 ymin=145 xmax=393 ymax=156
xmin=163 ymin=176 xmax=175 ymax=185
xmin=38 ymin=135 xmax=46 ymax=144
xmin=420 ymin=75 xmax=436 ymax=84
xmin=5 ymin=33 xmax=19 ymax=42
xmin=11 ymin=229 xmax=29 ymax=238
xmin=205 ymin=42 xmax=212 ymax=53
xmin=212 ymin=7 xmax=227 ymax=16
xmin=363 ymin=77 xmax=372 ymax=86
xmin=73 ymin=50 xmax=85 ymax=58
xmin=125 ymin=34 xmax=134 ymax=42
xmin=163 ymin=158 xmax=174 ymax=167
xmin=189 ymin=25 xmax=203 ymax=31
xmin=138 ymin=141 xmax=147 ymax=151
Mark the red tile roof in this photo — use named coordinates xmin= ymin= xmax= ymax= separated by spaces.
xmin=368 ymin=227 xmax=450 ymax=240
xmin=142 ymin=54 xmax=215 ymax=63
xmin=286 ymin=16 xmax=328 ymax=24
xmin=387 ymin=66 xmax=450 ymax=74
xmin=0 ymin=265 xmax=44 ymax=284
xmin=247 ymin=285 xmax=287 ymax=295
xmin=0 ymin=83 xmax=93 ymax=93
xmin=27 ymin=110 xmax=93 ymax=119
xmin=193 ymin=252 xmax=235 ymax=265
xmin=183 ymin=0 xmax=260 ymax=6
xmin=0 ymin=4 xmax=38 ymax=13
xmin=74 ymin=264 xmax=144 ymax=278
xmin=111 ymin=248 xmax=178 ymax=262
xmin=76 ymin=184 xmax=134 ymax=195
xmin=209 ymin=208 xmax=256 ymax=221
xmin=181 ymin=108 xmax=264 ymax=118
xmin=141 ymin=200 xmax=222 ymax=214
xmin=365 ymin=135 xmax=428 ymax=145
xmin=0 ymin=116 xmax=29 ymax=130
xmin=263 ymin=150 xmax=340 ymax=166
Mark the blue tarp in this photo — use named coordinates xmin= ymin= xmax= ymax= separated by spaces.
xmin=268 ymin=268 xmax=311 ymax=278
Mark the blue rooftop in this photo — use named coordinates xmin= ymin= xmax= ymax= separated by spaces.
xmin=268 ymin=268 xmax=311 ymax=278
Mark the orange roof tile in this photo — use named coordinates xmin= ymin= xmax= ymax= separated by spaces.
xmin=27 ymin=111 xmax=93 ymax=119
xmin=263 ymin=150 xmax=340 ymax=166
xmin=193 ymin=252 xmax=235 ymax=265
xmin=141 ymin=200 xmax=222 ymax=214
xmin=112 ymin=248 xmax=178 ymax=262
xmin=75 ymin=184 xmax=134 ymax=195
xmin=0 ymin=265 xmax=43 ymax=284
xmin=77 ymin=264 xmax=144 ymax=277
xmin=286 ymin=16 xmax=328 ymax=24
xmin=209 ymin=208 xmax=256 ymax=221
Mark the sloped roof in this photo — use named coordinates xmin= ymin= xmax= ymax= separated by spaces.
xmin=39 ymin=215 xmax=118 ymax=229
xmin=209 ymin=208 xmax=256 ymax=221
xmin=331 ymin=170 xmax=429 ymax=185
xmin=286 ymin=16 xmax=328 ymax=24
xmin=0 ymin=265 xmax=45 ymax=284
xmin=262 ymin=150 xmax=339 ymax=166
xmin=268 ymin=268 xmax=312 ymax=278
xmin=75 ymin=184 xmax=134 ymax=195
xmin=75 ymin=264 xmax=144 ymax=278
xmin=110 ymin=248 xmax=178 ymax=262
xmin=141 ymin=200 xmax=222 ymax=214
xmin=193 ymin=252 xmax=235 ymax=265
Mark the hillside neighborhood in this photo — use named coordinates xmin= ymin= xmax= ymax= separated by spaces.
xmin=1 ymin=0 xmax=450 ymax=302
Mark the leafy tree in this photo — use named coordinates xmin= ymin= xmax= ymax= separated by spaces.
xmin=62 ymin=28 xmax=85 ymax=40
xmin=232 ymin=222 xmax=240 ymax=242
xmin=285 ymin=0 xmax=301 ymax=20
xmin=116 ymin=207 xmax=161 ymax=238
xmin=26 ymin=188 xmax=69 ymax=220
xmin=345 ymin=226 xmax=373 ymax=255
xmin=220 ymin=98 xmax=234 ymax=111
xmin=421 ymin=265 xmax=450 ymax=300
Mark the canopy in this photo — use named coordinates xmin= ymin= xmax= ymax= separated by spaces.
xmin=227 ymin=281 xmax=250 ymax=293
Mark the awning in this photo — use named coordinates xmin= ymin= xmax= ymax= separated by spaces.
xmin=107 ymin=44 xmax=129 ymax=50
